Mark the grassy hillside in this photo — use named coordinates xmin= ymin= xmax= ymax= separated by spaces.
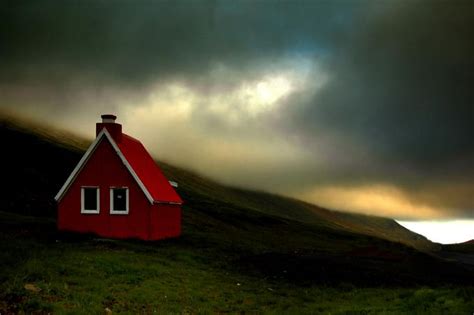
xmin=1 ymin=211 xmax=473 ymax=314
xmin=0 ymin=113 xmax=434 ymax=251
xmin=1 ymin=113 xmax=473 ymax=313
xmin=160 ymin=162 xmax=435 ymax=251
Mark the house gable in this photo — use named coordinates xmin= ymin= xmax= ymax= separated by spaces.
xmin=54 ymin=129 xmax=154 ymax=204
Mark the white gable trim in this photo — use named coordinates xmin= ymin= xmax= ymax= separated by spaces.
xmin=54 ymin=129 xmax=154 ymax=204
xmin=104 ymin=131 xmax=154 ymax=204
xmin=54 ymin=130 xmax=104 ymax=202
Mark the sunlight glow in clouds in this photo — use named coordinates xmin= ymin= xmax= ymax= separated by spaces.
xmin=118 ymin=67 xmax=319 ymax=188
xmin=244 ymin=76 xmax=292 ymax=115
xmin=397 ymin=220 xmax=474 ymax=244
xmin=297 ymin=184 xmax=444 ymax=220
xmin=299 ymin=185 xmax=473 ymax=243
xmin=147 ymin=84 xmax=196 ymax=121
xmin=131 ymin=61 xmax=322 ymax=130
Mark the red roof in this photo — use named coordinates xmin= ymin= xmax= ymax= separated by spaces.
xmin=117 ymin=134 xmax=183 ymax=204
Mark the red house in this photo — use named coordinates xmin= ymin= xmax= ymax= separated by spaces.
xmin=54 ymin=114 xmax=183 ymax=240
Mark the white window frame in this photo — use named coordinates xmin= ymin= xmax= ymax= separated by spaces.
xmin=110 ymin=187 xmax=129 ymax=215
xmin=81 ymin=186 xmax=100 ymax=214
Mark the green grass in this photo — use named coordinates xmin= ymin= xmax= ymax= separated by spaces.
xmin=1 ymin=218 xmax=473 ymax=314
xmin=1 ymin=213 xmax=473 ymax=314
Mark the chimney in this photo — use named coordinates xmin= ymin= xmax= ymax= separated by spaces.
xmin=96 ymin=114 xmax=122 ymax=142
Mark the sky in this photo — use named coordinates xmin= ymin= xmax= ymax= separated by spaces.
xmin=1 ymin=1 xmax=473 ymax=236
xmin=397 ymin=220 xmax=473 ymax=244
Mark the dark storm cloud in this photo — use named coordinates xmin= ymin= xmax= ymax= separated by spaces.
xmin=0 ymin=0 xmax=356 ymax=87
xmin=0 ymin=0 xmax=360 ymax=124
xmin=292 ymin=1 xmax=474 ymax=174
xmin=1 ymin=0 xmax=472 ymax=219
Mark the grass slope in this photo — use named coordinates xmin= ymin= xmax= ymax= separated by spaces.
xmin=1 ymin=114 xmax=473 ymax=313
xmin=1 ymin=212 xmax=473 ymax=314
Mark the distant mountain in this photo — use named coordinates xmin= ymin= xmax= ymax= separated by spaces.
xmin=442 ymin=239 xmax=474 ymax=255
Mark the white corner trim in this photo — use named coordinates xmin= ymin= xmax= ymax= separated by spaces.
xmin=169 ymin=180 xmax=178 ymax=188
xmin=80 ymin=186 xmax=100 ymax=214
xmin=110 ymin=187 xmax=129 ymax=215
xmin=54 ymin=128 xmax=154 ymax=204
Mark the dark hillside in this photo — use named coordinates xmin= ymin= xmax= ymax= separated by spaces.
xmin=162 ymin=162 xmax=435 ymax=251
xmin=0 ymin=113 xmax=434 ymax=251
xmin=443 ymin=240 xmax=474 ymax=253
xmin=0 ymin=118 xmax=86 ymax=217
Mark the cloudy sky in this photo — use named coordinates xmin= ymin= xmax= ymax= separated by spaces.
xmin=1 ymin=0 xmax=473 ymax=222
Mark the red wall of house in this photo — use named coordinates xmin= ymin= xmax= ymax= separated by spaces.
xmin=58 ymin=138 xmax=180 ymax=240
xmin=149 ymin=204 xmax=181 ymax=240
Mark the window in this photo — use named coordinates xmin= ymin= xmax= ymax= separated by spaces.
xmin=81 ymin=187 xmax=100 ymax=214
xmin=110 ymin=187 xmax=129 ymax=214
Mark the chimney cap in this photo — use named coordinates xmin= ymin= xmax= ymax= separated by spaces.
xmin=101 ymin=114 xmax=117 ymax=123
